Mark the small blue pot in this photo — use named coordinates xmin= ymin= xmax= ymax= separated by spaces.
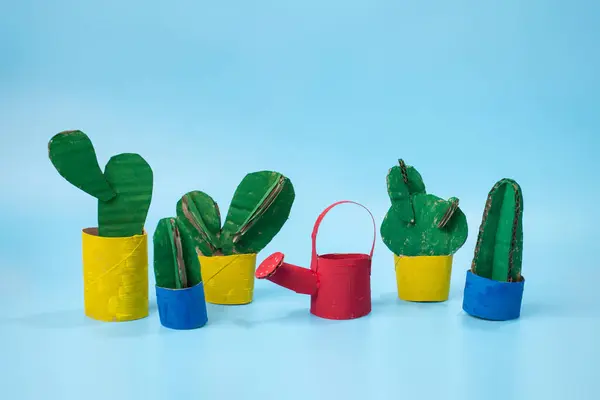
xmin=462 ymin=270 xmax=525 ymax=321
xmin=156 ymin=282 xmax=208 ymax=330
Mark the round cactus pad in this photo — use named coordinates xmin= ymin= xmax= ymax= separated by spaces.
xmin=255 ymin=252 xmax=285 ymax=279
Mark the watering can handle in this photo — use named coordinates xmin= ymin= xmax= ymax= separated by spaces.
xmin=311 ymin=200 xmax=377 ymax=260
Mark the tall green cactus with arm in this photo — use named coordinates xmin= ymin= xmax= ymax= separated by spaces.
xmin=175 ymin=171 xmax=295 ymax=257
xmin=48 ymin=130 xmax=153 ymax=237
xmin=380 ymin=159 xmax=468 ymax=256
xmin=471 ymin=178 xmax=523 ymax=282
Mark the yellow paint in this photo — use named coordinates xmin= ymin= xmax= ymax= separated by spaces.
xmin=199 ymin=253 xmax=257 ymax=305
xmin=394 ymin=254 xmax=453 ymax=302
xmin=82 ymin=228 xmax=149 ymax=322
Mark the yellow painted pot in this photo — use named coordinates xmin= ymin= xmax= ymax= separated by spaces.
xmin=394 ymin=254 xmax=453 ymax=302
xmin=82 ymin=228 xmax=149 ymax=322
xmin=199 ymin=253 xmax=257 ymax=305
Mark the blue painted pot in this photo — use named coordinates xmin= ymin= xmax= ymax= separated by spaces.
xmin=156 ymin=282 xmax=208 ymax=330
xmin=462 ymin=270 xmax=525 ymax=321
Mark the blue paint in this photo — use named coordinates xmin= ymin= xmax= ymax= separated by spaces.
xmin=156 ymin=283 xmax=208 ymax=330
xmin=462 ymin=270 xmax=525 ymax=321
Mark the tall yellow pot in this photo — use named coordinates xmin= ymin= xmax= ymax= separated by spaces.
xmin=199 ymin=253 xmax=257 ymax=305
xmin=394 ymin=254 xmax=453 ymax=302
xmin=82 ymin=228 xmax=149 ymax=322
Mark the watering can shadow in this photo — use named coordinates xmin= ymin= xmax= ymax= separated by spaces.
xmin=255 ymin=200 xmax=377 ymax=321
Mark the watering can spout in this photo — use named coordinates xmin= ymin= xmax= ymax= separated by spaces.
xmin=255 ymin=252 xmax=318 ymax=295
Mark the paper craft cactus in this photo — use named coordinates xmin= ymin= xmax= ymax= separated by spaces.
xmin=176 ymin=171 xmax=295 ymax=256
xmin=380 ymin=159 xmax=468 ymax=256
xmin=48 ymin=130 xmax=153 ymax=237
xmin=153 ymin=217 xmax=202 ymax=289
xmin=470 ymin=178 xmax=524 ymax=282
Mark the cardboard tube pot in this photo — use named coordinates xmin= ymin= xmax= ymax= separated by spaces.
xmin=82 ymin=228 xmax=149 ymax=322
xmin=394 ymin=254 xmax=452 ymax=302
xmin=462 ymin=270 xmax=525 ymax=321
xmin=155 ymin=282 xmax=208 ymax=329
xmin=199 ymin=253 xmax=257 ymax=305
xmin=255 ymin=201 xmax=376 ymax=320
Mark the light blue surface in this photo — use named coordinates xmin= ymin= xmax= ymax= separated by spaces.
xmin=1 ymin=1 xmax=599 ymax=399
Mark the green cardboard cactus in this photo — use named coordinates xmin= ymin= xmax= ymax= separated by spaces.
xmin=48 ymin=130 xmax=153 ymax=237
xmin=176 ymin=171 xmax=295 ymax=257
xmin=380 ymin=159 xmax=468 ymax=256
xmin=153 ymin=217 xmax=202 ymax=289
xmin=471 ymin=178 xmax=523 ymax=282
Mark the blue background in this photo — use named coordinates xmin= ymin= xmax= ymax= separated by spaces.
xmin=1 ymin=1 xmax=599 ymax=399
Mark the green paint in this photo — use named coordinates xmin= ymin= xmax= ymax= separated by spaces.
xmin=223 ymin=171 xmax=295 ymax=255
xmin=48 ymin=130 xmax=154 ymax=238
xmin=176 ymin=171 xmax=295 ymax=257
xmin=385 ymin=159 xmax=426 ymax=224
xmin=48 ymin=130 xmax=116 ymax=202
xmin=380 ymin=159 xmax=468 ymax=256
xmin=99 ymin=153 xmax=153 ymax=237
xmin=176 ymin=191 xmax=221 ymax=256
xmin=471 ymin=178 xmax=524 ymax=282
xmin=153 ymin=217 xmax=201 ymax=289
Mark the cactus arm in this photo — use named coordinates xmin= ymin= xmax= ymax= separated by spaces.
xmin=381 ymin=194 xmax=468 ymax=256
xmin=176 ymin=191 xmax=222 ymax=256
xmin=386 ymin=166 xmax=415 ymax=224
xmin=400 ymin=159 xmax=426 ymax=195
xmin=98 ymin=153 xmax=153 ymax=237
xmin=48 ymin=130 xmax=116 ymax=202
xmin=471 ymin=179 xmax=524 ymax=282
xmin=386 ymin=159 xmax=427 ymax=223
xmin=431 ymin=196 xmax=468 ymax=255
xmin=221 ymin=171 xmax=295 ymax=255
xmin=153 ymin=218 xmax=179 ymax=289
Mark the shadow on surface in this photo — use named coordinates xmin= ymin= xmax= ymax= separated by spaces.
xmin=206 ymin=303 xmax=354 ymax=329
xmin=7 ymin=302 xmax=158 ymax=332
xmin=9 ymin=308 xmax=91 ymax=329
xmin=458 ymin=313 xmax=520 ymax=331
xmin=370 ymin=292 xmax=455 ymax=316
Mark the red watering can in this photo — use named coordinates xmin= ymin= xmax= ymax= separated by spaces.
xmin=255 ymin=200 xmax=376 ymax=320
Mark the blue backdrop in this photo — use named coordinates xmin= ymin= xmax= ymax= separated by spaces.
xmin=1 ymin=1 xmax=598 ymax=399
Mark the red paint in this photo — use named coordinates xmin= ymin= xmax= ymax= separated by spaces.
xmin=255 ymin=200 xmax=376 ymax=320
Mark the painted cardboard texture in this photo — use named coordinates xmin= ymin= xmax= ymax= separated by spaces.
xmin=49 ymin=130 xmax=153 ymax=322
xmin=255 ymin=201 xmax=376 ymax=320
xmin=199 ymin=254 xmax=257 ymax=305
xmin=48 ymin=130 xmax=153 ymax=238
xmin=153 ymin=217 xmax=202 ymax=290
xmin=380 ymin=159 xmax=468 ymax=302
xmin=170 ymin=171 xmax=295 ymax=305
xmin=380 ymin=159 xmax=468 ymax=257
xmin=394 ymin=255 xmax=452 ymax=302
xmin=176 ymin=171 xmax=295 ymax=257
xmin=82 ymin=228 xmax=149 ymax=322
xmin=153 ymin=217 xmax=207 ymax=328
xmin=470 ymin=178 xmax=524 ymax=283
xmin=463 ymin=178 xmax=525 ymax=320
xmin=155 ymin=283 xmax=208 ymax=330
xmin=462 ymin=271 xmax=525 ymax=321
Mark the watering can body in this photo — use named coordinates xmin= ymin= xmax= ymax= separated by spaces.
xmin=255 ymin=201 xmax=376 ymax=320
